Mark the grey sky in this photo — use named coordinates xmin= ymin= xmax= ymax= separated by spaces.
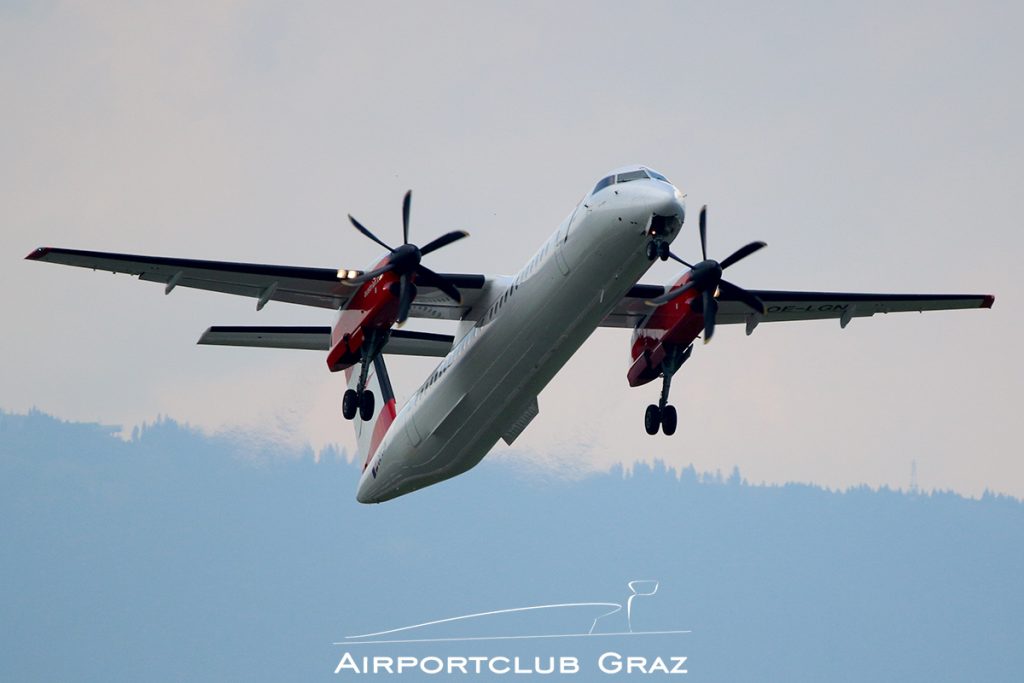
xmin=2 ymin=1 xmax=1020 ymax=496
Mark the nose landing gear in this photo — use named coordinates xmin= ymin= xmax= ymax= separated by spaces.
xmin=643 ymin=343 xmax=692 ymax=436
xmin=645 ymin=213 xmax=681 ymax=261
xmin=646 ymin=240 xmax=672 ymax=261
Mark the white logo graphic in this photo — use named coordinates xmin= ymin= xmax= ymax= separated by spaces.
xmin=336 ymin=580 xmax=689 ymax=646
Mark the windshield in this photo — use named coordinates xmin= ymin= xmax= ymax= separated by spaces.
xmin=591 ymin=167 xmax=673 ymax=196
xmin=615 ymin=169 xmax=649 ymax=183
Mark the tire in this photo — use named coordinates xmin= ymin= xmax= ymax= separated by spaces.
xmin=658 ymin=241 xmax=670 ymax=261
xmin=359 ymin=390 xmax=375 ymax=422
xmin=661 ymin=405 xmax=678 ymax=436
xmin=644 ymin=404 xmax=661 ymax=435
xmin=342 ymin=389 xmax=358 ymax=420
xmin=646 ymin=241 xmax=658 ymax=261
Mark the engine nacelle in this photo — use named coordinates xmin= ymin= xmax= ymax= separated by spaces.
xmin=628 ymin=271 xmax=703 ymax=387
xmin=327 ymin=266 xmax=406 ymax=372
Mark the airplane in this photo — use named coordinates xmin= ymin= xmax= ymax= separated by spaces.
xmin=25 ymin=165 xmax=994 ymax=503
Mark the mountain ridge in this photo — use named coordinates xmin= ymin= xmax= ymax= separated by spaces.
xmin=2 ymin=407 xmax=1021 ymax=681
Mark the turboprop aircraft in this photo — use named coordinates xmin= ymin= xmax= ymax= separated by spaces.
xmin=26 ymin=165 xmax=994 ymax=503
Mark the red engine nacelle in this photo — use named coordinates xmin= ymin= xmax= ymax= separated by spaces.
xmin=627 ymin=271 xmax=705 ymax=387
xmin=326 ymin=263 xmax=407 ymax=372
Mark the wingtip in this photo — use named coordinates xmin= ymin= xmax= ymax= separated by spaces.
xmin=982 ymin=295 xmax=995 ymax=309
xmin=25 ymin=247 xmax=50 ymax=260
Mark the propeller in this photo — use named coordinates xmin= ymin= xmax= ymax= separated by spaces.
xmin=646 ymin=205 xmax=767 ymax=344
xmin=345 ymin=191 xmax=468 ymax=325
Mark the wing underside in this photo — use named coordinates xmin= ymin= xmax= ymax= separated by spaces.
xmin=26 ymin=247 xmax=487 ymax=317
xmin=602 ymin=285 xmax=994 ymax=329
xmin=26 ymin=247 xmax=992 ymax=331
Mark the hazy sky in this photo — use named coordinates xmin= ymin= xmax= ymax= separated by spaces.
xmin=2 ymin=1 xmax=1020 ymax=497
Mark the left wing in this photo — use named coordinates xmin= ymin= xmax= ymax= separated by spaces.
xmin=602 ymin=286 xmax=994 ymax=329
xmin=25 ymin=247 xmax=487 ymax=315
xmin=600 ymin=284 xmax=673 ymax=328
xmin=716 ymin=290 xmax=994 ymax=331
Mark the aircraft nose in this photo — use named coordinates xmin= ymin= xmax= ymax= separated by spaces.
xmin=626 ymin=181 xmax=685 ymax=219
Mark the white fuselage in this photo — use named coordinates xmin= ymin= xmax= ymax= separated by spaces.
xmin=357 ymin=178 xmax=685 ymax=502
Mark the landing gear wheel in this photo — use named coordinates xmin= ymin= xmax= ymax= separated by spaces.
xmin=661 ymin=405 xmax=677 ymax=436
xmin=646 ymin=241 xmax=658 ymax=261
xmin=644 ymin=404 xmax=662 ymax=435
xmin=342 ymin=389 xmax=358 ymax=420
xmin=359 ymin=391 xmax=375 ymax=422
xmin=658 ymin=241 xmax=670 ymax=261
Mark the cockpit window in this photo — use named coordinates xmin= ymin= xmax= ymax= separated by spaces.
xmin=592 ymin=168 xmax=673 ymax=196
xmin=615 ymin=169 xmax=649 ymax=183
xmin=592 ymin=175 xmax=614 ymax=195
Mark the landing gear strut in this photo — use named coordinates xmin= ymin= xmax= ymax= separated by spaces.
xmin=342 ymin=330 xmax=387 ymax=422
xmin=644 ymin=343 xmax=692 ymax=436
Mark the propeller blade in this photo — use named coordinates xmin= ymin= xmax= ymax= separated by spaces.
xmin=415 ymin=264 xmax=463 ymax=304
xmin=347 ymin=263 xmax=394 ymax=284
xmin=645 ymin=281 xmax=697 ymax=307
xmin=719 ymin=280 xmax=766 ymax=315
xmin=702 ymin=290 xmax=718 ymax=343
xmin=402 ymin=190 xmax=412 ymax=245
xmin=666 ymin=251 xmax=696 ymax=269
xmin=419 ymin=230 xmax=469 ymax=257
xmin=396 ymin=273 xmax=414 ymax=324
xmin=699 ymin=205 xmax=708 ymax=261
xmin=719 ymin=241 xmax=767 ymax=270
xmin=348 ymin=214 xmax=394 ymax=252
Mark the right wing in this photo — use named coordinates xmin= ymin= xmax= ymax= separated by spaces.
xmin=25 ymin=246 xmax=488 ymax=317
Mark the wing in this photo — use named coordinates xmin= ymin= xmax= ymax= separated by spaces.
xmin=600 ymin=284 xmax=672 ymax=328
xmin=25 ymin=246 xmax=487 ymax=316
xmin=601 ymin=285 xmax=994 ymax=329
xmin=716 ymin=290 xmax=994 ymax=330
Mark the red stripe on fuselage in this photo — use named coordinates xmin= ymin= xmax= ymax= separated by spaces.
xmin=363 ymin=398 xmax=397 ymax=471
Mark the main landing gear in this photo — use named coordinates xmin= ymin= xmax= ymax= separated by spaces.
xmin=644 ymin=344 xmax=692 ymax=436
xmin=342 ymin=331 xmax=386 ymax=422
xmin=342 ymin=387 xmax=374 ymax=422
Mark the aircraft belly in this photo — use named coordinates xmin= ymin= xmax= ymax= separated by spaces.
xmin=361 ymin=214 xmax=662 ymax=502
